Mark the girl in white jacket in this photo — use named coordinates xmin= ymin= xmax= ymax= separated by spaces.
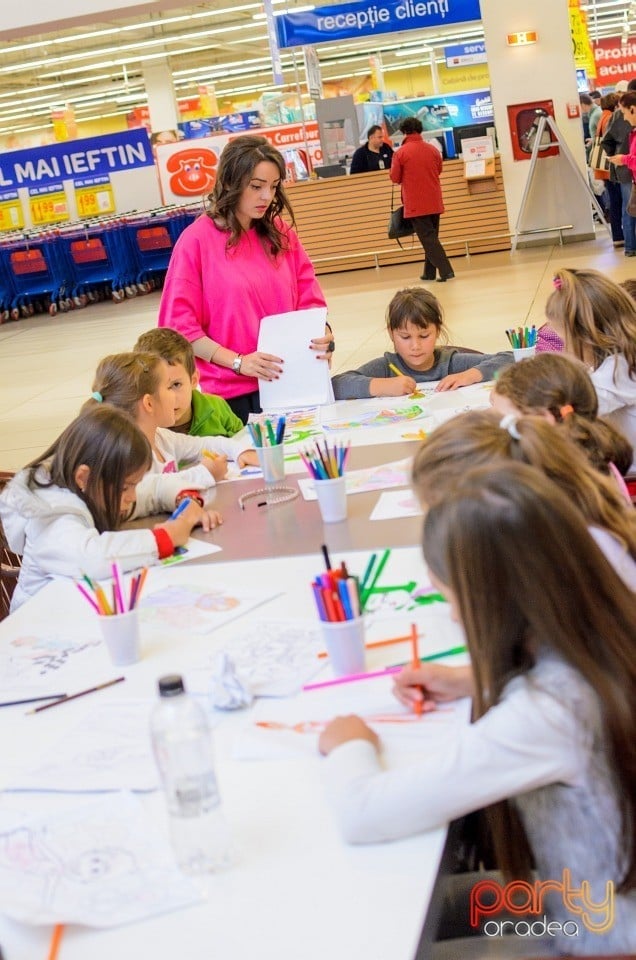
xmin=87 ymin=352 xmax=257 ymax=511
xmin=319 ymin=464 xmax=636 ymax=955
xmin=0 ymin=406 xmax=217 ymax=611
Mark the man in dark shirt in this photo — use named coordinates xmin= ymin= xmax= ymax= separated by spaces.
xmin=350 ymin=125 xmax=394 ymax=174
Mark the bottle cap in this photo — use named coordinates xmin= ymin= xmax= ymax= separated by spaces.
xmin=158 ymin=674 xmax=185 ymax=697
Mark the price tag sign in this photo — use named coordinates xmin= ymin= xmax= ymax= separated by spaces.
xmin=29 ymin=191 xmax=69 ymax=225
xmin=76 ymin=182 xmax=115 ymax=218
xmin=0 ymin=198 xmax=24 ymax=231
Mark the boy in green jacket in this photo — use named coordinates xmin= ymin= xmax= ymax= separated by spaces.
xmin=134 ymin=328 xmax=244 ymax=438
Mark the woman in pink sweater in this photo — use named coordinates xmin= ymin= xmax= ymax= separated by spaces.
xmin=158 ymin=136 xmax=331 ymax=422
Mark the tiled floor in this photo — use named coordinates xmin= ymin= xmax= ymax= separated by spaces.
xmin=0 ymin=231 xmax=633 ymax=472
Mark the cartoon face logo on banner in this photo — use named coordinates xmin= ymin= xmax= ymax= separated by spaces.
xmin=166 ymin=148 xmax=218 ymax=196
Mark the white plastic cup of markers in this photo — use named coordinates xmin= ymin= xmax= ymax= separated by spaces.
xmin=513 ymin=345 xmax=536 ymax=363
xmin=314 ymin=475 xmax=347 ymax=523
xmin=99 ymin=609 xmax=141 ymax=666
xmin=320 ymin=617 xmax=366 ymax=677
xmin=256 ymin=444 xmax=285 ymax=484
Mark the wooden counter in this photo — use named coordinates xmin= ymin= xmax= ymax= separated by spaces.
xmin=286 ymin=158 xmax=510 ymax=275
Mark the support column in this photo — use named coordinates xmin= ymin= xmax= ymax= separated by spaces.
xmin=480 ymin=0 xmax=595 ymax=243
xmin=143 ymin=59 xmax=180 ymax=137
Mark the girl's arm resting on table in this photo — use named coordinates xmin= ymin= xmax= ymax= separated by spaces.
xmin=132 ymin=466 xmax=216 ymax=517
xmin=331 ymin=358 xmax=391 ymax=400
xmin=32 ymin=516 xmax=160 ymax=582
xmin=436 ymin=350 xmax=514 ymax=392
xmin=322 ymin=681 xmax=582 ymax=844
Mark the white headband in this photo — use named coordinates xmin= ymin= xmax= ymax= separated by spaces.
xmin=499 ymin=413 xmax=521 ymax=440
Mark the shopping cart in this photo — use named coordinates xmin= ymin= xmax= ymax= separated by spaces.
xmin=55 ymin=222 xmax=138 ymax=303
xmin=0 ymin=235 xmax=70 ymax=317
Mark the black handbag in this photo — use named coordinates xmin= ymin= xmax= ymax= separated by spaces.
xmin=388 ymin=186 xmax=415 ymax=244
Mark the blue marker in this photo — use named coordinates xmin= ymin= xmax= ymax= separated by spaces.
xmin=169 ymin=497 xmax=191 ymax=521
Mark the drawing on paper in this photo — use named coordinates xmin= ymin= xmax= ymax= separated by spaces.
xmin=140 ymin=583 xmax=277 ymax=634
xmin=322 ymin=403 xmax=431 ymax=432
xmin=187 ymin=619 xmax=322 ymax=697
xmin=0 ymin=794 xmax=200 ymax=926
xmin=0 ymin=633 xmax=102 ymax=680
xmin=6 ymin=702 xmax=158 ymax=794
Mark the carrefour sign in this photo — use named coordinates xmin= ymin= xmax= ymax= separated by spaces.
xmin=276 ymin=0 xmax=482 ymax=48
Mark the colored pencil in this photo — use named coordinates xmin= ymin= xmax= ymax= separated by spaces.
xmin=410 ymin=622 xmax=423 ymax=716
xmin=47 ymin=924 xmax=64 ymax=960
xmin=27 ymin=676 xmax=125 ymax=714
xmin=360 ymin=548 xmax=390 ymax=607
xmin=75 ymin=582 xmax=100 ymax=614
xmin=0 ymin=694 xmax=66 ymax=708
xmin=303 ymin=665 xmax=402 ymax=691
xmin=304 ymin=644 xmax=468 ymax=691
xmin=388 ymin=362 xmax=402 ymax=376
xmin=169 ymin=497 xmax=191 ymax=521
xmin=359 ymin=552 xmax=377 ymax=596
xmin=390 ymin=644 xmax=468 ymax=669
xmin=111 ymin=562 xmax=124 ymax=615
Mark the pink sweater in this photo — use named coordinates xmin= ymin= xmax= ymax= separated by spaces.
xmin=158 ymin=215 xmax=327 ymax=398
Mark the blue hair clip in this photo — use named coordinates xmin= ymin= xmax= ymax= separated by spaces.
xmin=91 ymin=391 xmax=103 ymax=403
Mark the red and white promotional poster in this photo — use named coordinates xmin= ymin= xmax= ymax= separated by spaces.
xmin=593 ymin=37 xmax=636 ymax=85
xmin=155 ymin=123 xmax=322 ymax=205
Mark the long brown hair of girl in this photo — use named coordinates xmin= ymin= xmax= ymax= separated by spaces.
xmin=209 ymin=135 xmax=295 ymax=256
xmin=411 ymin=408 xmax=636 ymax=559
xmin=545 ymin=267 xmax=636 ymax=375
xmin=422 ymin=462 xmax=636 ymax=887
xmin=493 ymin=352 xmax=633 ymax=475
xmin=27 ymin=406 xmax=151 ymax=531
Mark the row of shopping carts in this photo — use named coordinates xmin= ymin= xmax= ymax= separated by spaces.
xmin=0 ymin=204 xmax=200 ymax=321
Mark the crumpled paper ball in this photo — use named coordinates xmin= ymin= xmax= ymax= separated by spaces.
xmin=209 ymin=651 xmax=253 ymax=710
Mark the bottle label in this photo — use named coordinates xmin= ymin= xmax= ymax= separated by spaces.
xmin=171 ymin=773 xmax=220 ymax=818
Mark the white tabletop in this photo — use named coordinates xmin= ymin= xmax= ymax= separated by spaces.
xmin=0 ymin=546 xmax=469 ymax=960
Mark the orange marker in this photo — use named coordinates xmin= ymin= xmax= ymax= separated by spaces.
xmin=410 ymin=622 xmax=423 ymax=716
xmin=47 ymin=924 xmax=64 ymax=960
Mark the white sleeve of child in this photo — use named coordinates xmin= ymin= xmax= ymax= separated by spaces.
xmin=156 ymin=427 xmax=249 ymax=464
xmin=33 ymin=515 xmax=160 ymax=582
xmin=322 ymin=677 xmax=584 ymax=844
xmin=133 ymin=467 xmax=215 ymax=516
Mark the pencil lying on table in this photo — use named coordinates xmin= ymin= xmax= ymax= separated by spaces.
xmin=0 ymin=694 xmax=67 ymax=708
xmin=26 ymin=677 xmax=125 ymax=714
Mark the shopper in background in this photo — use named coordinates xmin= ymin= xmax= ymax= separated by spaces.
xmin=602 ymin=79 xmax=636 ymax=258
xmin=390 ymin=117 xmax=454 ymax=283
xmin=349 ymin=125 xmax=394 ymax=174
xmin=607 ymin=89 xmax=636 ymax=261
xmin=594 ymin=92 xmax=624 ymax=245
xmin=157 ymin=135 xmax=331 ymax=424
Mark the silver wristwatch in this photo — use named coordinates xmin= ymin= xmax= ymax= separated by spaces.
xmin=232 ymin=354 xmax=243 ymax=374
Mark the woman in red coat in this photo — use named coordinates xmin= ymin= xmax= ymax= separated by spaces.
xmin=390 ymin=117 xmax=454 ymax=282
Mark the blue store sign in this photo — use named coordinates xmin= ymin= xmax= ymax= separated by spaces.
xmin=0 ymin=129 xmax=153 ymax=190
xmin=276 ymin=0 xmax=482 ymax=48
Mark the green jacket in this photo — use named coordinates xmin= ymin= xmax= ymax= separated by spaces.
xmin=189 ymin=389 xmax=244 ymax=438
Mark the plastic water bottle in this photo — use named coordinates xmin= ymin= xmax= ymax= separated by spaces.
xmin=150 ymin=674 xmax=231 ymax=874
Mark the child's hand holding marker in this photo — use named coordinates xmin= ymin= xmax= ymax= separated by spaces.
xmin=158 ymin=497 xmax=222 ymax=544
xmin=202 ymin=449 xmax=229 ymax=482
xmin=392 ymin=663 xmax=475 ymax=712
xmin=381 ymin=362 xmax=417 ymax=396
